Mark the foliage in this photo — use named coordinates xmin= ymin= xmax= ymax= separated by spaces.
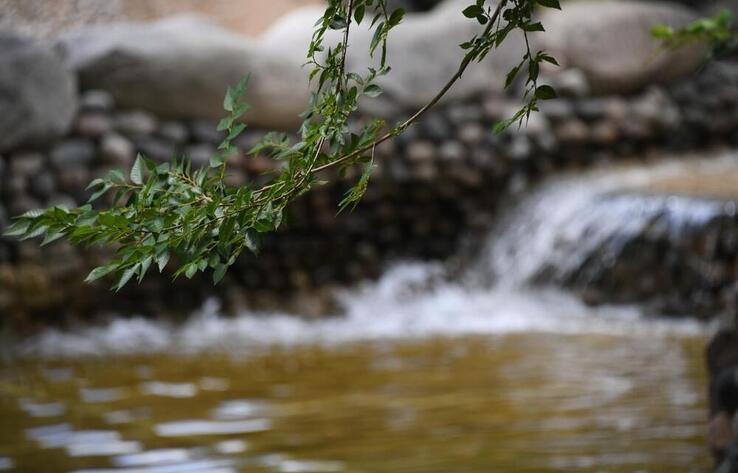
xmin=5 ymin=0 xmax=563 ymax=290
xmin=652 ymin=9 xmax=738 ymax=58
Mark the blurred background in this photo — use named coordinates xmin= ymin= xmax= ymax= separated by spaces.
xmin=1 ymin=0 xmax=738 ymax=472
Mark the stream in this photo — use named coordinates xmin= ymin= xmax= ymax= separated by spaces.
xmin=3 ymin=154 xmax=734 ymax=472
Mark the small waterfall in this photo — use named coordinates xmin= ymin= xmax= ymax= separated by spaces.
xmin=480 ymin=155 xmax=738 ymax=288
xmin=21 ymin=153 xmax=738 ymax=356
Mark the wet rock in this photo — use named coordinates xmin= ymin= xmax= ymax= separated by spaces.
xmin=406 ymin=141 xmax=436 ymax=162
xmin=73 ymin=112 xmax=112 ymax=138
xmin=8 ymin=152 xmax=45 ymax=177
xmin=50 ymin=139 xmax=96 ymax=168
xmin=0 ymin=29 xmax=77 ymax=152
xmin=158 ymin=121 xmax=189 ymax=145
xmin=57 ymin=165 xmax=90 ymax=194
xmin=458 ymin=123 xmax=485 ymax=146
xmin=79 ymin=89 xmax=114 ymax=113
xmin=439 ymin=140 xmax=465 ymax=162
xmin=113 ymin=111 xmax=158 ymax=137
xmin=185 ymin=143 xmax=216 ymax=168
xmin=420 ymin=113 xmax=450 ymax=142
xmin=100 ymin=133 xmax=135 ymax=166
xmin=506 ymin=135 xmax=532 ymax=161
xmin=591 ymin=121 xmax=619 ymax=145
xmin=555 ymin=119 xmax=589 ymax=145
xmin=189 ymin=120 xmax=225 ymax=145
xmin=134 ymin=136 xmax=176 ymax=163
xmin=30 ymin=172 xmax=56 ymax=199
xmin=9 ymin=196 xmax=41 ymax=216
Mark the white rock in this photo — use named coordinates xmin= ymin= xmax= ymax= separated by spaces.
xmin=537 ymin=1 xmax=705 ymax=95
xmin=57 ymin=16 xmax=309 ymax=130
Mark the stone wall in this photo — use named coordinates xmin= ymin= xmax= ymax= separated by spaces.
xmin=1 ymin=58 xmax=738 ymax=327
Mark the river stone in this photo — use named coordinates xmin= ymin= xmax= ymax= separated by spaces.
xmin=0 ymin=29 xmax=78 ymax=152
xmin=260 ymin=0 xmax=525 ymax=117
xmin=9 ymin=152 xmax=45 ymax=177
xmin=58 ymin=15 xmax=310 ymax=130
xmin=100 ymin=133 xmax=135 ymax=166
xmin=537 ymin=1 xmax=705 ymax=95
xmin=50 ymin=139 xmax=96 ymax=168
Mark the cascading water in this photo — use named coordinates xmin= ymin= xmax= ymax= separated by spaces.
xmin=20 ymin=153 xmax=738 ymax=356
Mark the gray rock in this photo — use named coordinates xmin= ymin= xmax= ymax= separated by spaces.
xmin=439 ymin=140 xmax=465 ymax=162
xmin=113 ymin=111 xmax=158 ymax=137
xmin=546 ymin=68 xmax=591 ymax=98
xmin=47 ymin=194 xmax=77 ymax=209
xmin=507 ymin=135 xmax=532 ymax=161
xmin=555 ymin=119 xmax=589 ymax=145
xmin=4 ymin=175 xmax=27 ymax=197
xmin=538 ymin=1 xmax=705 ymax=94
xmin=80 ymin=90 xmax=115 ymax=112
xmin=189 ymin=120 xmax=225 ymax=145
xmin=9 ymin=197 xmax=41 ymax=216
xmin=100 ymin=133 xmax=135 ymax=166
xmin=57 ymin=165 xmax=90 ymax=194
xmin=406 ymin=141 xmax=436 ymax=162
xmin=458 ymin=123 xmax=485 ymax=146
xmin=58 ymin=16 xmax=310 ymax=130
xmin=30 ymin=171 xmax=56 ymax=199
xmin=185 ymin=143 xmax=216 ymax=167
xmin=134 ymin=136 xmax=176 ymax=163
xmin=8 ymin=152 xmax=45 ymax=177
xmin=73 ymin=112 xmax=112 ymax=138
xmin=261 ymin=0 xmax=525 ymax=116
xmin=0 ymin=29 xmax=78 ymax=152
xmin=158 ymin=122 xmax=189 ymax=145
xmin=50 ymin=139 xmax=96 ymax=168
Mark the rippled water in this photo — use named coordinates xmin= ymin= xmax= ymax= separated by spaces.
xmin=0 ymin=331 xmax=709 ymax=473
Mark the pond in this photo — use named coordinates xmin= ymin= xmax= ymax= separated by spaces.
xmin=0 ymin=329 xmax=709 ymax=473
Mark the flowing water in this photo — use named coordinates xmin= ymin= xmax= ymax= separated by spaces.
xmin=3 ymin=153 xmax=735 ymax=473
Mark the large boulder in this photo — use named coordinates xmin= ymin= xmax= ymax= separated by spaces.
xmin=0 ymin=29 xmax=78 ymax=152
xmin=57 ymin=16 xmax=310 ymax=130
xmin=260 ymin=0 xmax=525 ymax=116
xmin=537 ymin=1 xmax=705 ymax=95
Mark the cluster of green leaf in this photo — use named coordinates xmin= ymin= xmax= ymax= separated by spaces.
xmin=652 ymin=9 xmax=737 ymax=58
xmin=5 ymin=0 xmax=561 ymax=290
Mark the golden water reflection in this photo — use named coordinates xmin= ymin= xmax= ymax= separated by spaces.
xmin=0 ymin=333 xmax=710 ymax=472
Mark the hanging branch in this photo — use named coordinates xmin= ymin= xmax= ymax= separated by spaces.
xmin=5 ymin=0 xmax=562 ymax=289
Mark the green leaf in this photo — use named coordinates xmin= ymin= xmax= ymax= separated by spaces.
xmin=364 ymin=84 xmax=383 ymax=98
xmin=522 ymin=22 xmax=545 ymax=32
xmin=463 ymin=5 xmax=483 ymax=18
xmin=85 ymin=264 xmax=117 ymax=283
xmin=651 ymin=24 xmax=674 ymax=40
xmin=224 ymin=75 xmax=251 ymax=113
xmin=389 ymin=8 xmax=405 ymax=26
xmin=130 ymin=154 xmax=145 ymax=185
xmin=213 ymin=264 xmax=227 ymax=285
xmin=3 ymin=219 xmax=30 ymax=237
xmin=156 ymin=250 xmax=170 ymax=272
xmin=537 ymin=0 xmax=561 ymax=9
xmin=40 ymin=232 xmax=64 ymax=246
xmin=209 ymin=153 xmax=225 ymax=168
xmin=354 ymin=4 xmax=365 ymax=24
xmin=534 ymin=85 xmax=557 ymax=100
xmin=114 ymin=265 xmax=138 ymax=291
xmin=88 ymin=183 xmax=112 ymax=203
xmin=18 ymin=209 xmax=45 ymax=218
xmin=185 ymin=263 xmax=198 ymax=279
